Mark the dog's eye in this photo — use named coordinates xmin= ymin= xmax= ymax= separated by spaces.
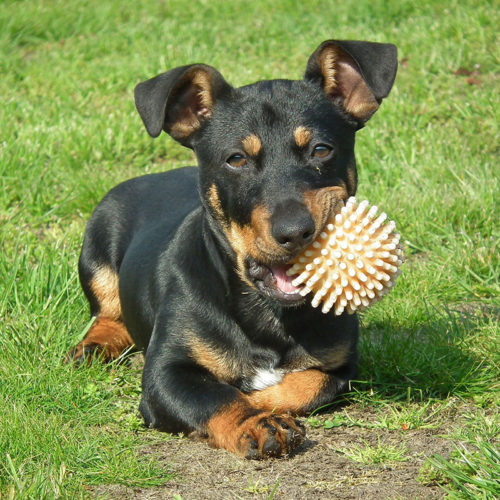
xmin=312 ymin=145 xmax=332 ymax=159
xmin=226 ymin=154 xmax=247 ymax=168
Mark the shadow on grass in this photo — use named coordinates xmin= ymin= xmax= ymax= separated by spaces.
xmin=351 ymin=304 xmax=495 ymax=402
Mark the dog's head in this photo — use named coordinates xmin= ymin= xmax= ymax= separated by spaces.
xmin=135 ymin=40 xmax=397 ymax=305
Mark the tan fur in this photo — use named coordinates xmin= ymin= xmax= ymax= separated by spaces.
xmin=303 ymin=185 xmax=347 ymax=238
xmin=188 ymin=336 xmax=240 ymax=383
xmin=206 ymin=400 xmax=304 ymax=457
xmin=242 ymin=134 xmax=262 ymax=156
xmin=89 ymin=266 xmax=121 ymax=320
xmin=320 ymin=47 xmax=338 ymax=95
xmin=227 ymin=205 xmax=286 ymax=284
xmin=317 ymin=45 xmax=380 ymax=121
xmin=192 ymin=69 xmax=214 ymax=111
xmin=70 ymin=318 xmax=134 ymax=362
xmin=246 ymin=369 xmax=329 ymax=413
xmin=170 ymin=69 xmax=214 ymax=139
xmin=207 ymin=183 xmax=226 ymax=223
xmin=293 ymin=126 xmax=312 ymax=148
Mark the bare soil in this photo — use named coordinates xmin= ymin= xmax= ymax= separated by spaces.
xmin=92 ymin=405 xmax=454 ymax=499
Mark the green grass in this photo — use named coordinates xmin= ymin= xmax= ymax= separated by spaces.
xmin=1 ymin=0 xmax=498 ymax=497
xmin=333 ymin=439 xmax=410 ymax=465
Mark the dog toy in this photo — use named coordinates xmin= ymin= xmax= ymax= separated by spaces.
xmin=287 ymin=197 xmax=404 ymax=315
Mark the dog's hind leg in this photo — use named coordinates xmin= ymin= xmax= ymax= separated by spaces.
xmin=68 ymin=263 xmax=134 ymax=363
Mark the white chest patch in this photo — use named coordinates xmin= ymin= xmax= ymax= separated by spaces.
xmin=249 ymin=368 xmax=284 ymax=391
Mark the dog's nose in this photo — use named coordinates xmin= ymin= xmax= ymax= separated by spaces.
xmin=271 ymin=203 xmax=315 ymax=252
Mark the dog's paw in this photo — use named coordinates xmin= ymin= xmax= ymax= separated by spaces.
xmin=237 ymin=413 xmax=306 ymax=459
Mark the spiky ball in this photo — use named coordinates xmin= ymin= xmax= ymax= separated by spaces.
xmin=287 ymin=197 xmax=404 ymax=315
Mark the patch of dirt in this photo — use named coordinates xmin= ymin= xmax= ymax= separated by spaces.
xmin=92 ymin=406 xmax=454 ymax=499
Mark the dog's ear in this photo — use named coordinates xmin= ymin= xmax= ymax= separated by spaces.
xmin=134 ymin=64 xmax=231 ymax=144
xmin=305 ymin=40 xmax=397 ymax=127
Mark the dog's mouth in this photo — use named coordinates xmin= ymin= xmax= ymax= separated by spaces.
xmin=246 ymin=259 xmax=304 ymax=305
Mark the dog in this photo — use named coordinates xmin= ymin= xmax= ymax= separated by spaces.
xmin=70 ymin=39 xmax=397 ymax=459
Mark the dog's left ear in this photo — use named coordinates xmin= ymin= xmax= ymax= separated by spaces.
xmin=305 ymin=40 xmax=398 ymax=127
xmin=134 ymin=64 xmax=232 ymax=146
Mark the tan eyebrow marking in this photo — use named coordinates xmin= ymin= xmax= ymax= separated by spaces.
xmin=293 ymin=126 xmax=312 ymax=148
xmin=241 ymin=134 xmax=262 ymax=156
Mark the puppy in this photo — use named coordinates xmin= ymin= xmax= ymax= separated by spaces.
xmin=70 ymin=40 xmax=397 ymax=458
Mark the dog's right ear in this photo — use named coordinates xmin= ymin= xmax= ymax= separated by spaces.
xmin=134 ymin=64 xmax=232 ymax=145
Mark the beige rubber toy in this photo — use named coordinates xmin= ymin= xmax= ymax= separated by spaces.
xmin=287 ymin=197 xmax=404 ymax=315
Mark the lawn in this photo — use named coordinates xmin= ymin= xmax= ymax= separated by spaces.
xmin=1 ymin=0 xmax=498 ymax=498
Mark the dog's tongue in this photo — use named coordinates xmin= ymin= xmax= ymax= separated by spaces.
xmin=270 ymin=265 xmax=301 ymax=294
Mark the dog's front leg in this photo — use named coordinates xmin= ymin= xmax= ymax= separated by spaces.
xmin=246 ymin=366 xmax=353 ymax=415
xmin=138 ymin=354 xmax=305 ymax=459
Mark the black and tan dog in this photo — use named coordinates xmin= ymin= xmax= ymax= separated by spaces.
xmin=70 ymin=40 xmax=397 ymax=459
